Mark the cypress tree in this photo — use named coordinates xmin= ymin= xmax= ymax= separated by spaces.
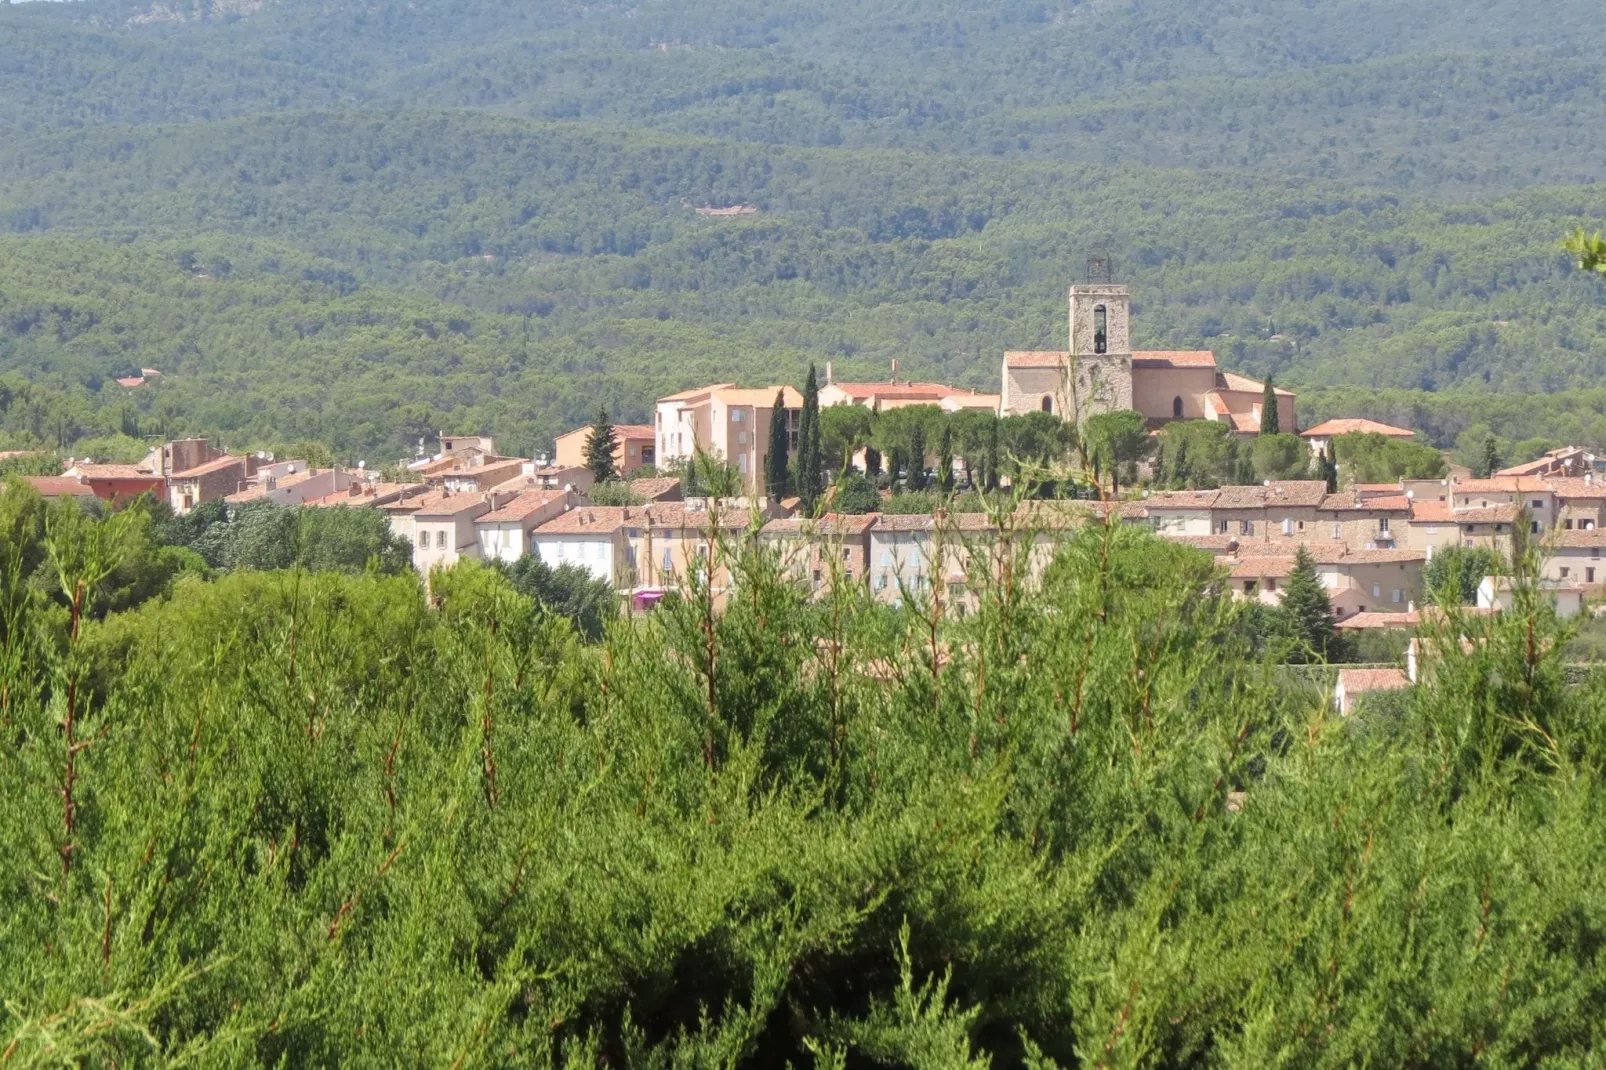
xmin=1172 ymin=438 xmax=1191 ymax=489
xmin=1279 ymin=544 xmax=1338 ymax=663
xmin=938 ymin=425 xmax=955 ymax=493
xmin=797 ymin=366 xmax=822 ymax=512
xmin=1481 ymin=434 xmax=1504 ymax=478
xmin=984 ymin=417 xmax=1000 ymax=492
xmin=1323 ymin=442 xmax=1338 ymax=492
xmin=583 ymin=407 xmax=619 ymax=484
xmin=907 ymin=422 xmax=927 ymax=492
xmin=765 ymin=389 xmax=790 ymax=502
xmin=1260 ymin=377 xmax=1280 ymax=435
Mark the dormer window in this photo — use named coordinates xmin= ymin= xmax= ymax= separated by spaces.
xmin=1094 ymin=305 xmax=1108 ymax=354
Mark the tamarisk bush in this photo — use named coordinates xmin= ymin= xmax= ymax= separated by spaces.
xmin=2 ymin=492 xmax=1606 ymax=1065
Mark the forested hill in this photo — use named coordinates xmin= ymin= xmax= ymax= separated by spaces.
xmin=3 ymin=0 xmax=1606 ymax=461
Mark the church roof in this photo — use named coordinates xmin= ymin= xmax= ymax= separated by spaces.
xmin=1004 ymin=351 xmax=1069 ymax=368
xmin=1132 ymin=351 xmax=1217 ymax=368
xmin=1301 ymin=418 xmax=1415 ymax=439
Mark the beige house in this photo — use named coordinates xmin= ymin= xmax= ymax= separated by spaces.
xmin=475 ymin=490 xmax=577 ymax=563
xmin=554 ymin=423 xmax=656 ymax=477
xmin=1540 ymin=528 xmax=1606 ymax=590
xmin=819 ymin=377 xmax=997 ymax=414
xmin=395 ymin=490 xmax=495 ymax=573
xmin=1228 ymin=547 xmax=1425 ymax=618
xmin=1300 ymin=418 xmax=1415 ymax=457
xmin=224 ymin=463 xmax=357 ymax=507
xmin=654 ymin=384 xmax=803 ymax=493
xmin=1000 ymin=283 xmax=1294 ymax=432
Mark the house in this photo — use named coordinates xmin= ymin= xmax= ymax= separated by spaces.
xmin=224 ymin=462 xmax=358 ymax=507
xmin=760 ymin=513 xmax=877 ymax=590
xmin=1538 ymin=528 xmax=1606 ymax=590
xmin=1496 ymin=446 xmax=1601 ymax=479
xmin=1299 ymin=418 xmax=1416 ymax=457
xmin=164 ymin=449 xmax=257 ymax=514
xmin=1334 ymin=668 xmax=1411 ymax=716
xmin=528 ymin=506 xmax=639 ymax=587
xmin=430 ymin=456 xmax=532 ymax=494
xmin=402 ymin=491 xmax=496 ymax=573
xmin=630 ymin=477 xmax=683 ymax=502
xmin=475 ymin=490 xmax=577 ymax=563
xmin=526 ymin=464 xmax=595 ymax=493
xmin=867 ymin=513 xmax=996 ymax=609
xmin=19 ymin=476 xmax=98 ymax=501
xmin=654 ymin=384 xmax=804 ymax=493
xmin=554 ymin=423 xmax=657 ymax=477
xmin=1226 ymin=547 xmax=1425 ymax=618
xmin=1403 ymin=500 xmax=1461 ymax=553
xmin=63 ymin=461 xmax=167 ymax=506
xmin=999 ymin=283 xmax=1295 ymax=431
xmin=1476 ymin=575 xmax=1585 ymax=619
xmin=819 ymin=371 xmax=997 ymax=415
xmin=1449 ymin=476 xmax=1556 ymax=532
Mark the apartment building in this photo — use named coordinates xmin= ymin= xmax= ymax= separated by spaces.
xmin=554 ymin=423 xmax=657 ymax=477
xmin=760 ymin=514 xmax=876 ymax=590
xmin=654 ymin=384 xmax=803 ymax=492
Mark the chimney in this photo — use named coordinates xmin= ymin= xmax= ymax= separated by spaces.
xmin=826 ymin=360 xmax=834 ymax=385
xmin=891 ymin=358 xmax=899 ymax=384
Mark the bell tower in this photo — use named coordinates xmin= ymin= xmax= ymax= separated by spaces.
xmin=1067 ymin=259 xmax=1132 ymax=425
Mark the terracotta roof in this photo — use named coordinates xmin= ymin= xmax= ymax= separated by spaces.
xmin=1319 ymin=492 xmax=1411 ymax=512
xmin=1359 ymin=494 xmax=1410 ymax=510
xmin=1409 ymin=500 xmax=1453 ymax=522
xmin=1451 ymin=476 xmax=1552 ymax=494
xmin=641 ymin=503 xmax=757 ymax=531
xmin=1301 ymin=419 xmax=1415 ymax=439
xmin=1337 ymin=668 xmax=1411 ymax=693
xmin=1353 ymin=483 xmax=1401 ymax=493
xmin=1214 ymin=371 xmax=1293 ymax=395
xmin=1145 ymin=489 xmax=1221 ymax=509
xmin=761 ymin=513 xmax=878 ymax=537
xmin=613 ymin=424 xmax=655 ymax=439
xmin=1165 ymin=534 xmax=1240 ymax=552
xmin=1546 ymin=477 xmax=1606 ymax=500
xmin=1004 ymin=350 xmax=1068 ymax=368
xmin=659 ymin=383 xmax=734 ymax=403
xmin=414 ymin=493 xmax=494 ymax=519
xmin=1132 ymin=350 xmax=1217 ymax=368
xmin=378 ymin=488 xmax=468 ymax=515
xmin=172 ymin=454 xmax=249 ymax=478
xmin=1548 ymin=529 xmax=1606 ymax=548
xmin=533 ymin=505 xmax=645 ymax=535
xmin=1454 ymin=506 xmax=1519 ymax=523
xmin=479 ymin=490 xmax=569 ymax=524
xmin=115 ymin=376 xmax=147 ymax=388
xmin=302 ymin=482 xmax=416 ymax=508
xmin=629 ymin=477 xmax=682 ymax=500
xmin=224 ymin=468 xmax=320 ymax=503
xmin=73 ymin=463 xmax=159 ymax=479
xmin=1335 ymin=611 xmax=1420 ymax=631
xmin=713 ymin=386 xmax=805 ymax=407
xmin=1230 ymin=547 xmax=1425 ymax=576
xmin=20 ymin=476 xmax=95 ymax=497
xmin=1213 ymin=481 xmax=1329 ymax=508
xmin=828 ymin=382 xmax=977 ymax=400
xmin=942 ymin=393 xmax=1002 ymax=412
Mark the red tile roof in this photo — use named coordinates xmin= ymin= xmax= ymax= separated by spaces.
xmin=1409 ymin=500 xmax=1453 ymax=522
xmin=478 ymin=490 xmax=569 ymax=523
xmin=1450 ymin=476 xmax=1552 ymax=494
xmin=1132 ymin=350 xmax=1217 ymax=368
xmin=1454 ymin=506 xmax=1519 ymax=523
xmin=1337 ymin=668 xmax=1411 ymax=693
xmin=19 ymin=476 xmax=96 ymax=497
xmin=1301 ymin=418 xmax=1415 ymax=439
xmin=172 ymin=454 xmax=249 ymax=478
xmin=1335 ymin=611 xmax=1420 ymax=631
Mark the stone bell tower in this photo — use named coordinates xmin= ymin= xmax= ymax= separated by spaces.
xmin=1067 ymin=260 xmax=1132 ymax=426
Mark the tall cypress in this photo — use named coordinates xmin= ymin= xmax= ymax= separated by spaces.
xmin=984 ymin=417 xmax=1000 ymax=492
xmin=907 ymin=422 xmax=927 ymax=492
xmin=1323 ymin=442 xmax=1338 ymax=492
xmin=765 ymin=389 xmax=790 ymax=502
xmin=1481 ymin=435 xmax=1504 ymax=479
xmin=1260 ymin=377 xmax=1280 ymax=435
xmin=797 ymin=365 xmax=822 ymax=512
xmin=583 ymin=406 xmax=618 ymax=484
xmin=938 ymin=425 xmax=955 ymax=494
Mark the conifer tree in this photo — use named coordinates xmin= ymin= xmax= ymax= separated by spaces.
xmin=1171 ymin=438 xmax=1191 ymax=489
xmin=984 ymin=418 xmax=1000 ymax=492
xmin=765 ymin=390 xmax=790 ymax=502
xmin=938 ymin=425 xmax=954 ymax=494
xmin=1323 ymin=442 xmax=1339 ymax=492
xmin=1481 ymin=434 xmax=1504 ymax=478
xmin=584 ymin=407 xmax=619 ymax=483
xmin=1279 ymin=544 xmax=1338 ymax=663
xmin=907 ymin=422 xmax=927 ymax=492
xmin=1260 ymin=377 xmax=1280 ymax=435
xmin=797 ymin=366 xmax=822 ymax=512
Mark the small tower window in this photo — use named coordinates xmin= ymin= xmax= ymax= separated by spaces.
xmin=1094 ymin=305 xmax=1108 ymax=355
xmin=1172 ymin=396 xmax=1184 ymax=419
xmin=1041 ymin=395 xmax=1053 ymax=413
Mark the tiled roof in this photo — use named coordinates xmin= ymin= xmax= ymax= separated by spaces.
xmin=1335 ymin=611 xmax=1420 ymax=631
xmin=1409 ymin=500 xmax=1453 ymax=522
xmin=1132 ymin=350 xmax=1217 ymax=368
xmin=1451 ymin=476 xmax=1552 ymax=494
xmin=224 ymin=469 xmax=320 ymax=503
xmin=761 ymin=513 xmax=878 ymax=537
xmin=302 ymin=482 xmax=416 ymax=508
xmin=629 ymin=477 xmax=682 ymax=500
xmin=1214 ymin=371 xmax=1293 ymax=395
xmin=828 ymin=382 xmax=976 ymax=400
xmin=73 ymin=463 xmax=159 ymax=479
xmin=1546 ymin=477 xmax=1606 ymax=500
xmin=1214 ymin=481 xmax=1328 ymax=508
xmin=713 ymin=386 xmax=805 ymax=407
xmin=1301 ymin=418 xmax=1416 ymax=439
xmin=1319 ymin=492 xmax=1411 ymax=512
xmin=1166 ymin=534 xmax=1241 ymax=552
xmin=379 ymin=488 xmax=473 ymax=515
xmin=1003 ymin=350 xmax=1069 ymax=368
xmin=1145 ymin=489 xmax=1221 ymax=509
xmin=1337 ymin=668 xmax=1411 ymax=693
xmin=172 ymin=454 xmax=248 ymax=478
xmin=613 ymin=424 xmax=655 ymax=439
xmin=20 ymin=476 xmax=95 ymax=497
xmin=641 ymin=503 xmax=757 ymax=531
xmin=479 ymin=490 xmax=569 ymax=523
xmin=534 ymin=505 xmax=652 ymax=535
xmin=1454 ymin=506 xmax=1519 ymax=523
xmin=659 ymin=383 xmax=734 ymax=403
xmin=414 ymin=493 xmax=494 ymax=519
xmin=1548 ymin=529 xmax=1606 ymax=548
xmin=1230 ymin=547 xmax=1425 ymax=576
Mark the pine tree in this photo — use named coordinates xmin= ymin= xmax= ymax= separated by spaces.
xmin=797 ymin=366 xmax=822 ymax=512
xmin=584 ymin=407 xmax=619 ymax=484
xmin=1481 ymin=434 xmax=1504 ymax=478
xmin=1279 ymin=544 xmax=1338 ymax=663
xmin=765 ymin=390 xmax=790 ymax=502
xmin=938 ymin=425 xmax=954 ymax=494
xmin=1260 ymin=377 xmax=1280 ymax=435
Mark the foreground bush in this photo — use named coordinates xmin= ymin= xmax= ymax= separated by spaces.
xmin=2 ymin=504 xmax=1604 ymax=1065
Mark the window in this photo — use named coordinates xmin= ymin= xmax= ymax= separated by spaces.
xmin=629 ymin=444 xmax=638 ymax=457
xmin=1041 ymin=396 xmax=1053 ymax=414
xmin=1332 ymin=523 xmax=1342 ymax=540
xmin=1243 ymin=580 xmax=1258 ymax=595
xmin=1239 ymin=520 xmax=1253 ymax=536
xmin=1378 ymin=518 xmax=1390 ymax=534
xmin=1532 ymin=521 xmax=1541 ymax=534
xmin=662 ymin=548 xmax=673 ymax=572
xmin=738 ymin=455 xmax=749 ymax=473
xmin=731 ymin=409 xmax=746 ymax=423
xmin=1094 ymin=305 xmax=1108 ymax=354
xmin=1587 ymin=520 xmax=1598 ymax=530
xmin=417 ymin=532 xmax=428 ymax=549
xmin=1217 ymin=520 xmax=1230 ymax=534
xmin=1590 ymin=568 xmax=1598 ymax=584
xmin=1266 ymin=578 xmax=1277 ymax=592
xmin=1392 ymin=589 xmax=1403 ymax=604
xmin=1561 ymin=567 xmax=1571 ymax=579
xmin=910 ymin=549 xmax=922 ymax=567
xmin=880 ymin=551 xmax=890 ymax=567
xmin=876 ymin=573 xmax=887 ymax=590
xmin=437 ymin=531 xmax=449 ymax=549
xmin=843 ymin=547 xmax=852 ymax=561
xmin=1372 ymin=583 xmax=1382 ymax=598
xmin=1566 ymin=519 xmax=1575 ymax=530
xmin=1298 ymin=521 xmax=1305 ymax=532
xmin=1173 ymin=396 xmax=1184 ymax=419
xmin=812 ymin=569 xmax=822 ymax=587
xmin=1282 ymin=518 xmax=1293 ymax=536
xmin=1532 ymin=499 xmax=1544 ymax=509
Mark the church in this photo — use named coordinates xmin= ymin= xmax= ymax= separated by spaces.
xmin=1000 ymin=283 xmax=1295 ymax=433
